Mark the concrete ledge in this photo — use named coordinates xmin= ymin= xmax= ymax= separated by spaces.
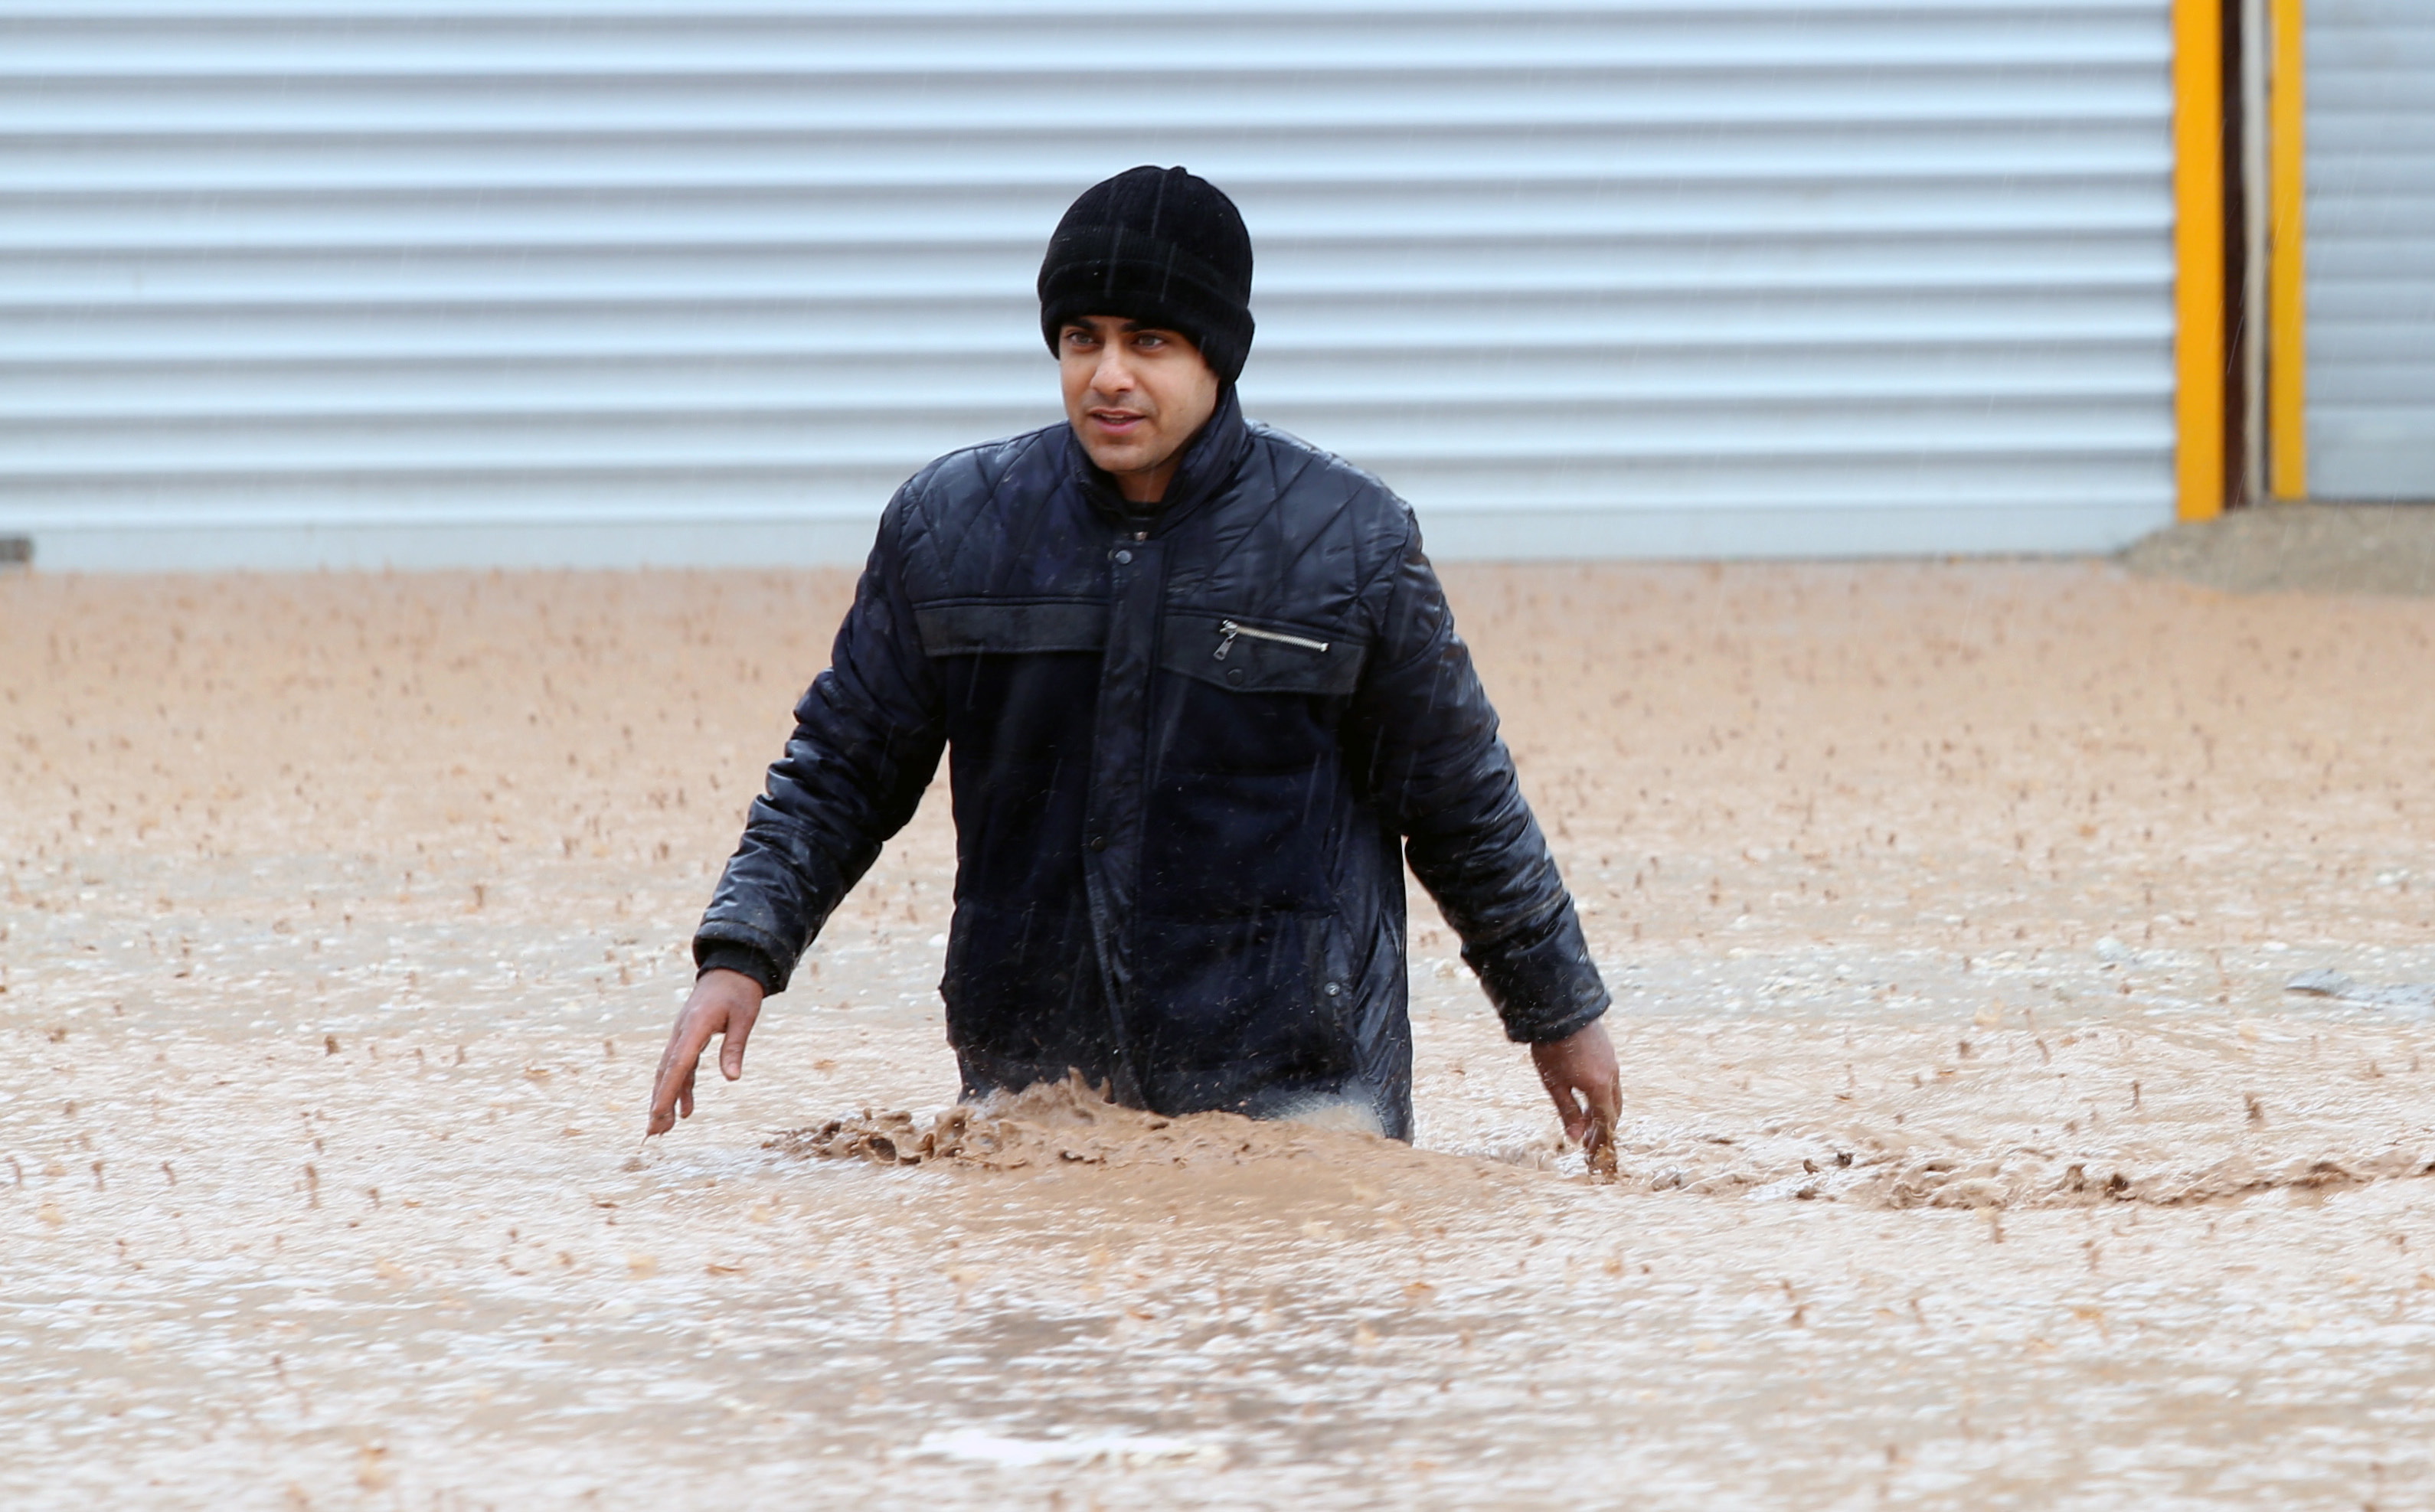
xmin=2121 ymin=502 xmax=2435 ymax=596
xmin=14 ymin=501 xmax=2172 ymax=573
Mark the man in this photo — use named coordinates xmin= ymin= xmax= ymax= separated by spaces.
xmin=647 ymin=165 xmax=1619 ymax=1148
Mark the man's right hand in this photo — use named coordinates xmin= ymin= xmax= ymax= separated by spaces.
xmin=646 ymin=968 xmax=766 ymax=1136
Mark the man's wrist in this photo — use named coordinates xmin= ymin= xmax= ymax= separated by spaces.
xmin=695 ymin=942 xmax=781 ymax=996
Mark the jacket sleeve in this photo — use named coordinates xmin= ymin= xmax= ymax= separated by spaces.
xmin=691 ymin=492 xmax=946 ymax=992
xmin=1350 ymin=519 xmax=1610 ymax=1043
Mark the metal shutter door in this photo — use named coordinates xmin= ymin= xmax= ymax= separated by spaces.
xmin=1 ymin=2 xmax=2177 ymax=570
xmin=2306 ymin=0 xmax=2435 ymax=500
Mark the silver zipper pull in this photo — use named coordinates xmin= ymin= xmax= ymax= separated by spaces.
xmin=1216 ymin=618 xmax=1331 ymax=655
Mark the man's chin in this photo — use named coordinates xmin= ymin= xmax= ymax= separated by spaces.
xmin=1079 ymin=439 xmax=1164 ymax=477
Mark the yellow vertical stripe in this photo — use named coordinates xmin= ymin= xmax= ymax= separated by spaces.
xmin=2174 ymin=0 xmax=2227 ymax=521
xmin=2267 ymin=0 xmax=2308 ymax=498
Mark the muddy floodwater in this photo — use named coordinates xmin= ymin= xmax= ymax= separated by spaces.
xmin=5 ymin=560 xmax=2435 ymax=1508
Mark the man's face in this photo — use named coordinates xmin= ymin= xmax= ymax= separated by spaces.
xmin=1058 ymin=315 xmax=1221 ymax=504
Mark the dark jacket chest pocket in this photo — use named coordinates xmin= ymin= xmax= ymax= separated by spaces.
xmin=914 ymin=599 xmax=1107 ymax=763
xmin=1158 ymin=612 xmax=1365 ymax=696
xmin=1151 ymin=612 xmax=1366 ymax=779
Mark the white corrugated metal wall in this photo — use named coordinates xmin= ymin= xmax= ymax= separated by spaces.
xmin=2 ymin=2 xmax=2178 ymax=570
xmin=2304 ymin=0 xmax=2435 ymax=500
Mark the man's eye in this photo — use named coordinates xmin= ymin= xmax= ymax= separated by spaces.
xmin=1133 ymin=334 xmax=1165 ymax=349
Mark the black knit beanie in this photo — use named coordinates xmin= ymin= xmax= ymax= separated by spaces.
xmin=1038 ymin=165 xmax=1255 ymax=384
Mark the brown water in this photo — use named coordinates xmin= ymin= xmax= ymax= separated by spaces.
xmin=5 ymin=563 xmax=2435 ymax=1507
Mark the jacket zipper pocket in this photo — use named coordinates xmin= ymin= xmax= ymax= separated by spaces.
xmin=1214 ymin=619 xmax=1331 ymax=661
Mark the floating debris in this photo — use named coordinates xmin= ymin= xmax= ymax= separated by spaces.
xmin=2286 ymin=970 xmax=2435 ymax=1012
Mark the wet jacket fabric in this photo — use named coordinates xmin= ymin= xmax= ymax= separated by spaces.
xmin=694 ymin=390 xmax=1608 ymax=1139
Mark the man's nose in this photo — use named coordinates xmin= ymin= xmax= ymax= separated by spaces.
xmin=1091 ymin=347 xmax=1135 ymax=396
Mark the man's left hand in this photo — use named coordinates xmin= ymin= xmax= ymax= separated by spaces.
xmin=1531 ymin=1019 xmax=1621 ymax=1171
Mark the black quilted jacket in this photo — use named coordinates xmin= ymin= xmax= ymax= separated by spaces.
xmin=694 ymin=390 xmax=1607 ymax=1139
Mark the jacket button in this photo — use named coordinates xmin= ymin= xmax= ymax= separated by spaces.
xmin=1224 ymin=668 xmax=1244 ymax=686
xmin=1324 ymin=982 xmax=1342 ymax=997
xmin=1087 ymin=834 xmax=1106 ymax=852
xmin=1113 ymin=548 xmax=1133 ymax=565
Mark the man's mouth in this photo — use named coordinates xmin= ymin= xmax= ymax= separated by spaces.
xmin=1088 ymin=409 xmax=1147 ymax=435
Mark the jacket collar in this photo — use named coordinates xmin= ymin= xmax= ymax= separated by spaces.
xmin=1064 ymin=384 xmax=1252 ymax=535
